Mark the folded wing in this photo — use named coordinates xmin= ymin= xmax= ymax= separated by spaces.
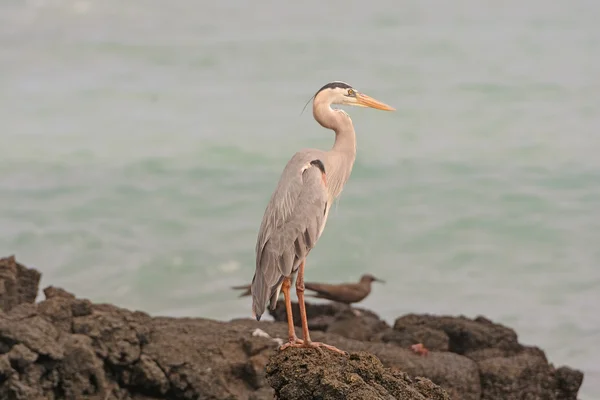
xmin=251 ymin=152 xmax=329 ymax=319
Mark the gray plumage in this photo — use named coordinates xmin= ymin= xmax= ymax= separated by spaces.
xmin=252 ymin=153 xmax=329 ymax=318
xmin=250 ymin=81 xmax=395 ymax=321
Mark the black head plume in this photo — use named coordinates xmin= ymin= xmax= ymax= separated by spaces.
xmin=300 ymin=81 xmax=353 ymax=116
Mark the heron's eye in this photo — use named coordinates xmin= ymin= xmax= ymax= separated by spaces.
xmin=347 ymin=89 xmax=355 ymax=97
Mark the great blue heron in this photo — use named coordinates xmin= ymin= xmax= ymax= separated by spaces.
xmin=250 ymin=81 xmax=394 ymax=354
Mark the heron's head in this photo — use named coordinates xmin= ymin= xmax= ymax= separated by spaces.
xmin=360 ymin=274 xmax=385 ymax=284
xmin=313 ymin=81 xmax=395 ymax=111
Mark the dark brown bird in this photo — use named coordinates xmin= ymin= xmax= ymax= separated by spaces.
xmin=304 ymin=274 xmax=384 ymax=305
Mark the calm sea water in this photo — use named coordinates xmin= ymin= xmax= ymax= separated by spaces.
xmin=1 ymin=0 xmax=599 ymax=397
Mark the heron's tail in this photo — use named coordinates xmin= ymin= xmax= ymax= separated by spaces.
xmin=251 ymin=272 xmax=284 ymax=321
xmin=251 ymin=274 xmax=268 ymax=321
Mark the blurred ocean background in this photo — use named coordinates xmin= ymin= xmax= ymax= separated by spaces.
xmin=1 ymin=0 xmax=599 ymax=397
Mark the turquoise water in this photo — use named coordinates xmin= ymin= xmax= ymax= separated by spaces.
xmin=1 ymin=0 xmax=599 ymax=396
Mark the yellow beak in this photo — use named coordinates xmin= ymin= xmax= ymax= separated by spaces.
xmin=356 ymin=93 xmax=395 ymax=111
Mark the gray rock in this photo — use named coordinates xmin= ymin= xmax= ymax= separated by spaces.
xmin=266 ymin=348 xmax=450 ymax=400
xmin=0 ymin=256 xmax=586 ymax=400
xmin=0 ymin=255 xmax=40 ymax=313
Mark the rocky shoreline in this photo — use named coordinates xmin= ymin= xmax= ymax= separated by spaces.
xmin=0 ymin=256 xmax=584 ymax=399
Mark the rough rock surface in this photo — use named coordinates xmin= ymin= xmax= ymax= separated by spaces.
xmin=0 ymin=255 xmax=41 ymax=313
xmin=266 ymin=348 xmax=450 ymax=400
xmin=393 ymin=314 xmax=585 ymax=400
xmin=269 ymin=299 xmax=584 ymax=400
xmin=0 ymin=258 xmax=584 ymax=400
xmin=0 ymin=298 xmax=453 ymax=400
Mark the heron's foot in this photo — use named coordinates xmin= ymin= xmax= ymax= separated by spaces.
xmin=279 ymin=339 xmax=347 ymax=355
xmin=411 ymin=343 xmax=429 ymax=356
xmin=279 ymin=337 xmax=304 ymax=351
xmin=305 ymin=341 xmax=348 ymax=355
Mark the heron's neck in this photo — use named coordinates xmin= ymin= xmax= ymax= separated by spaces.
xmin=314 ymin=103 xmax=357 ymax=200
xmin=332 ymin=121 xmax=356 ymax=157
xmin=314 ymin=105 xmax=356 ymax=157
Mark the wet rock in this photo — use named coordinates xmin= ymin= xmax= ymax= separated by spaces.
xmin=0 ymin=257 xmax=586 ymax=400
xmin=554 ymin=366 xmax=584 ymax=400
xmin=72 ymin=306 xmax=151 ymax=366
xmin=326 ymin=310 xmax=390 ymax=342
xmin=228 ymin=319 xmax=483 ymax=400
xmin=1 ymin=375 xmax=39 ymax=400
xmin=59 ymin=334 xmax=108 ymax=398
xmin=473 ymin=346 xmax=581 ymax=400
xmin=44 ymin=286 xmax=76 ymax=300
xmin=0 ymin=255 xmax=40 ymax=312
xmin=38 ymin=295 xmax=75 ymax=333
xmin=373 ymin=343 xmax=482 ymax=400
xmin=0 ymin=312 xmax=64 ymax=360
xmin=266 ymin=348 xmax=450 ymax=400
xmin=140 ymin=316 xmax=278 ymax=399
xmin=377 ymin=326 xmax=450 ymax=352
xmin=0 ymin=354 xmax=14 ymax=380
xmin=478 ymin=347 xmax=554 ymax=399
xmin=393 ymin=314 xmax=584 ymax=400
xmin=71 ymin=298 xmax=93 ymax=317
xmin=394 ymin=314 xmax=521 ymax=357
xmin=7 ymin=344 xmax=38 ymax=371
xmin=129 ymin=354 xmax=170 ymax=395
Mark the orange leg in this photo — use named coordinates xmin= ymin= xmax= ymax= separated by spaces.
xmin=295 ymin=261 xmax=313 ymax=343
xmin=279 ymin=277 xmax=303 ymax=349
xmin=281 ymin=260 xmax=347 ymax=355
